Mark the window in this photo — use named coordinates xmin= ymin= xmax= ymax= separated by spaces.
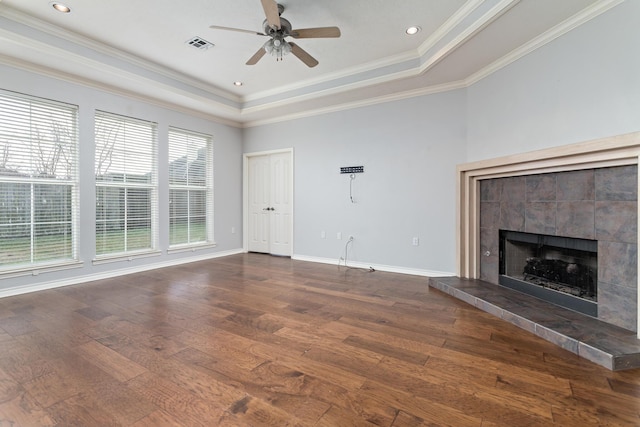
xmin=0 ymin=90 xmax=78 ymax=271
xmin=95 ymin=111 xmax=157 ymax=257
xmin=168 ymin=127 xmax=213 ymax=247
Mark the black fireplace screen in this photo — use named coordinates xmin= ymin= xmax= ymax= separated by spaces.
xmin=499 ymin=230 xmax=597 ymax=302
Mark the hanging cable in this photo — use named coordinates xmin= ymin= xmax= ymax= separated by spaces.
xmin=337 ymin=236 xmax=375 ymax=272
xmin=338 ymin=236 xmax=354 ymax=268
xmin=349 ymin=173 xmax=356 ymax=203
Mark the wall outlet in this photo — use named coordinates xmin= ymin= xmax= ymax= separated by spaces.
xmin=231 ymin=226 xmax=236 ymax=234
xmin=348 ymin=235 xmax=354 ymax=241
xmin=321 ymin=231 xmax=326 ymax=239
xmin=337 ymin=232 xmax=342 ymax=240
xmin=412 ymin=236 xmax=419 ymax=246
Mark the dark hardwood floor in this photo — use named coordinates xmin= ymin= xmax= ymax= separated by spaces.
xmin=0 ymin=253 xmax=639 ymax=426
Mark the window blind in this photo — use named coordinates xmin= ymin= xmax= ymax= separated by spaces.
xmin=0 ymin=90 xmax=78 ymax=270
xmin=95 ymin=111 xmax=157 ymax=256
xmin=168 ymin=127 xmax=213 ymax=246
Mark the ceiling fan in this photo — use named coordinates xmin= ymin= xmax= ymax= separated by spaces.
xmin=210 ymin=0 xmax=341 ymax=67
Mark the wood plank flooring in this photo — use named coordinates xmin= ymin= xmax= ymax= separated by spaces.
xmin=430 ymin=276 xmax=640 ymax=370
xmin=0 ymin=253 xmax=638 ymax=426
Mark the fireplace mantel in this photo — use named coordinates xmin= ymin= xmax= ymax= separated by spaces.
xmin=457 ymin=131 xmax=640 ymax=335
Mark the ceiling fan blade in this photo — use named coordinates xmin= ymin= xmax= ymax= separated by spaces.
xmin=290 ymin=27 xmax=341 ymax=39
xmin=289 ymin=43 xmax=318 ymax=68
xmin=209 ymin=25 xmax=267 ymax=36
xmin=261 ymin=0 xmax=281 ymax=29
xmin=246 ymin=47 xmax=266 ymax=65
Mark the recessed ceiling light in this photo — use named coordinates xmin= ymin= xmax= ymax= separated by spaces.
xmin=51 ymin=2 xmax=71 ymax=13
xmin=405 ymin=26 xmax=421 ymax=35
xmin=233 ymin=81 xmax=243 ymax=87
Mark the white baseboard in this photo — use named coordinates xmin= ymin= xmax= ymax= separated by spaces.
xmin=1 ymin=249 xmax=452 ymax=299
xmin=0 ymin=248 xmax=244 ymax=299
xmin=291 ymin=254 xmax=454 ymax=277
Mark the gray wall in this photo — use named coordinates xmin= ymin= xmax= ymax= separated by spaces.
xmin=242 ymin=0 xmax=638 ymax=276
xmin=0 ymin=0 xmax=637 ymax=289
xmin=466 ymin=0 xmax=640 ymax=161
xmin=243 ymin=91 xmax=467 ymax=274
xmin=0 ymin=64 xmax=243 ymax=293
xmin=244 ymin=1 xmax=640 ymax=272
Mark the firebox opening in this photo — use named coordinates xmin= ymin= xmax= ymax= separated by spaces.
xmin=499 ymin=230 xmax=598 ymax=316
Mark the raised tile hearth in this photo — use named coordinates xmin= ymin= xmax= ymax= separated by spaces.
xmin=429 ymin=276 xmax=640 ymax=370
xmin=479 ymin=165 xmax=638 ymax=331
xmin=455 ymin=133 xmax=640 ymax=371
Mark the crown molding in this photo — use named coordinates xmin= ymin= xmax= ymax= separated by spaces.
xmin=418 ymin=0 xmax=520 ymax=75
xmin=0 ymin=54 xmax=243 ymax=128
xmin=243 ymin=50 xmax=419 ymax=104
xmin=0 ymin=0 xmax=625 ymax=127
xmin=0 ymin=5 xmax=241 ymax=104
xmin=241 ymin=66 xmax=422 ymax=117
xmin=465 ymin=0 xmax=625 ymax=86
xmin=243 ymin=0 xmax=519 ymax=111
xmin=416 ymin=0 xmax=486 ymax=57
xmin=244 ymin=0 xmax=624 ymax=126
xmin=242 ymin=0 xmax=491 ymax=105
xmin=242 ymin=80 xmax=467 ymax=128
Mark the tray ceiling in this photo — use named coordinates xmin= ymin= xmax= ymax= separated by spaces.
xmin=0 ymin=0 xmax=621 ymax=126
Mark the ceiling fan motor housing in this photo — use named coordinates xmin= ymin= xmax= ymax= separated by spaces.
xmin=211 ymin=1 xmax=335 ymax=67
xmin=263 ymin=17 xmax=292 ymax=37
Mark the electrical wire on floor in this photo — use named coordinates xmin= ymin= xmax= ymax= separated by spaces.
xmin=338 ymin=236 xmax=375 ymax=272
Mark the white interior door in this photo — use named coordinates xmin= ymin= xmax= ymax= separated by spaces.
xmin=246 ymin=151 xmax=292 ymax=256
xmin=269 ymin=152 xmax=292 ymax=256
xmin=248 ymin=155 xmax=270 ymax=253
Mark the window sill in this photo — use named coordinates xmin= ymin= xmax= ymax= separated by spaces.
xmin=92 ymin=250 xmax=162 ymax=265
xmin=167 ymin=242 xmax=217 ymax=254
xmin=0 ymin=260 xmax=84 ymax=280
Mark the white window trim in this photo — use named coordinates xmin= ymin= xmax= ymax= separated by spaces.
xmin=168 ymin=127 xmax=214 ymax=248
xmin=0 ymin=89 xmax=79 ymax=274
xmin=0 ymin=260 xmax=84 ymax=280
xmin=95 ymin=110 xmax=158 ymax=257
xmin=92 ymin=249 xmax=162 ymax=265
xmin=166 ymin=242 xmax=217 ymax=255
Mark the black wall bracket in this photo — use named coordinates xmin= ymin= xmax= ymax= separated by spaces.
xmin=340 ymin=166 xmax=364 ymax=174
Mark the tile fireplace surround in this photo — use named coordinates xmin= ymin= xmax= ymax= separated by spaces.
xmin=445 ymin=131 xmax=640 ymax=370
xmin=481 ymin=165 xmax=636 ymax=329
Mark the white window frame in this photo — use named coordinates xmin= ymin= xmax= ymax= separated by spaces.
xmin=94 ymin=111 xmax=159 ymax=263
xmin=167 ymin=126 xmax=214 ymax=253
xmin=0 ymin=89 xmax=81 ymax=277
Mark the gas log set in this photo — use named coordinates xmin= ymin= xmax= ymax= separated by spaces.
xmin=522 ymin=257 xmax=596 ymax=300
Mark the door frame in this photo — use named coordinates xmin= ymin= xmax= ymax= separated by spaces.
xmin=243 ymin=148 xmax=294 ymax=254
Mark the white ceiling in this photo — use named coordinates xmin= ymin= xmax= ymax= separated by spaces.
xmin=0 ymin=0 xmax=622 ymax=127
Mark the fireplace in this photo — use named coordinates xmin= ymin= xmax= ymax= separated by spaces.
xmin=468 ymin=153 xmax=638 ymax=332
xmin=457 ymin=133 xmax=639 ymax=333
xmin=499 ymin=230 xmax=597 ymax=316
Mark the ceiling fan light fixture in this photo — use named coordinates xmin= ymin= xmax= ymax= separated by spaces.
xmin=214 ymin=1 xmax=336 ymax=67
xmin=264 ymin=38 xmax=291 ymax=61
xmin=405 ymin=26 xmax=421 ymax=35
xmin=51 ymin=2 xmax=71 ymax=13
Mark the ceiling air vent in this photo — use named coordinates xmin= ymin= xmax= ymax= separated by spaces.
xmin=186 ymin=36 xmax=214 ymax=50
